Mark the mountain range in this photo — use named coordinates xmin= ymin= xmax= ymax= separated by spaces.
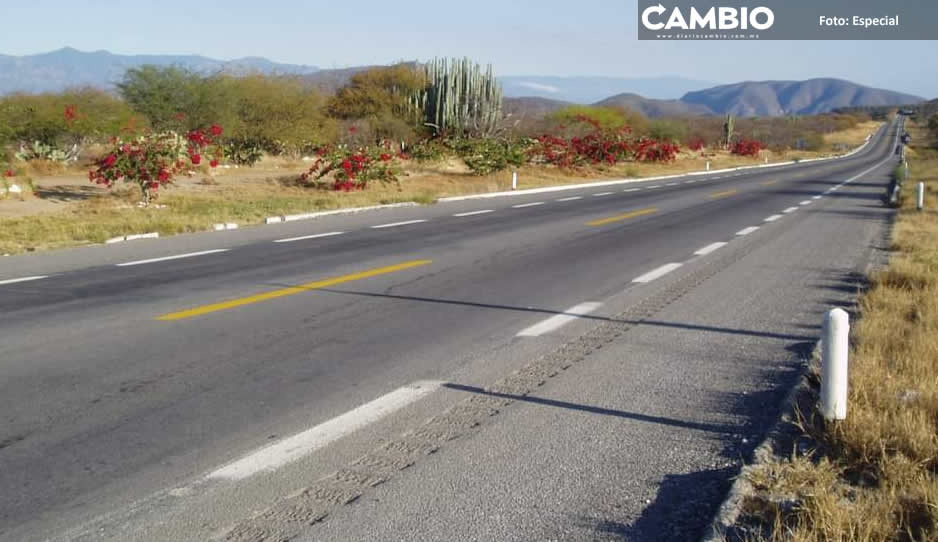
xmin=0 ymin=48 xmax=926 ymax=118
xmin=507 ymin=78 xmax=924 ymax=119
xmin=0 ymin=47 xmax=321 ymax=95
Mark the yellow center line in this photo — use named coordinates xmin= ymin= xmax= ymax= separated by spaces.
xmin=760 ymin=180 xmax=778 ymax=186
xmin=156 ymin=259 xmax=433 ymax=321
xmin=710 ymin=189 xmax=738 ymax=199
xmin=586 ymin=207 xmax=658 ymax=227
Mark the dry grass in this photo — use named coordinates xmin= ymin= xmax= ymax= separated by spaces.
xmin=0 ymin=122 xmax=882 ymax=255
xmin=738 ymin=121 xmax=938 ymax=542
xmin=824 ymin=120 xmax=884 ymax=148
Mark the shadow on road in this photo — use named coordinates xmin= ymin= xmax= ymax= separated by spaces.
xmin=575 ymin=466 xmax=736 ymax=542
xmin=305 ymin=287 xmax=816 ymax=342
xmin=442 ymin=382 xmax=737 ymax=435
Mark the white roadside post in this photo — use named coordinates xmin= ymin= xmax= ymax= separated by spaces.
xmin=512 ymin=171 xmax=518 ymax=191
xmin=706 ymin=161 xmax=710 ymax=171
xmin=918 ymin=182 xmax=925 ymax=211
xmin=821 ymin=308 xmax=850 ymax=421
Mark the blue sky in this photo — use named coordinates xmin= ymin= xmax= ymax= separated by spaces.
xmin=1 ymin=0 xmax=936 ymax=97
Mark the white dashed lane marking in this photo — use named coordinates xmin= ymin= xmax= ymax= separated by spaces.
xmin=764 ymin=214 xmax=783 ymax=222
xmin=274 ymin=232 xmax=345 ymax=243
xmin=512 ymin=202 xmax=546 ymax=208
xmin=0 ymin=275 xmax=48 ymax=286
xmin=207 ymin=381 xmax=442 ymax=481
xmin=452 ymin=210 xmax=494 ymax=217
xmin=372 ymin=220 xmax=428 ymax=229
xmin=736 ymin=227 xmax=759 ymax=236
xmin=516 ymin=302 xmax=603 ymax=337
xmin=694 ymin=242 xmax=727 ymax=256
xmin=632 ymin=263 xmax=683 ymax=283
xmin=116 ymin=249 xmax=230 ymax=267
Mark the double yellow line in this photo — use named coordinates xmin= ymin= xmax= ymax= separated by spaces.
xmin=157 ymin=260 xmax=432 ymax=321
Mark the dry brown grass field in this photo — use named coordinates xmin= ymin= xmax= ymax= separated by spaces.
xmin=0 ymin=121 xmax=880 ymax=255
xmin=735 ymin=120 xmax=938 ymax=541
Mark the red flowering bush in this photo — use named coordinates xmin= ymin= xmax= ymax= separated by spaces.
xmin=528 ymin=116 xmax=678 ymax=167
xmin=88 ymin=126 xmax=224 ymax=204
xmin=731 ymin=139 xmax=764 ymax=157
xmin=633 ymin=138 xmax=681 ymax=162
xmin=300 ymin=141 xmax=406 ymax=191
xmin=688 ymin=138 xmax=705 ymax=151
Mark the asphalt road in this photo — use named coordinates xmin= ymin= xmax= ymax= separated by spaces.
xmin=0 ymin=119 xmax=901 ymax=541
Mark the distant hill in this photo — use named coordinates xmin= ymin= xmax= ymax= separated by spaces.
xmin=681 ymin=78 xmax=924 ymax=117
xmin=499 ymin=75 xmax=717 ymax=102
xmin=0 ymin=47 xmax=320 ymax=94
xmin=300 ymin=65 xmax=378 ymax=94
xmin=503 ymin=96 xmax=572 ymax=119
xmin=594 ymin=93 xmax=713 ymax=117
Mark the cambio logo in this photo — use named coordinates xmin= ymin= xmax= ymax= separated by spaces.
xmin=642 ymin=4 xmax=775 ymax=31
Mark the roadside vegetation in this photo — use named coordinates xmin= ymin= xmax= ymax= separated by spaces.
xmin=1 ymin=58 xmax=877 ymax=254
xmin=731 ymin=116 xmax=938 ymax=541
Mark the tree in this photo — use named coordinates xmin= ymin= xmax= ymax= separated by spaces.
xmin=118 ymin=65 xmax=233 ymax=131
xmin=328 ymin=64 xmax=426 ymax=142
xmin=0 ymin=88 xmax=140 ymax=146
xmin=224 ymin=75 xmax=337 ymax=154
xmin=329 ymin=64 xmax=425 ymax=119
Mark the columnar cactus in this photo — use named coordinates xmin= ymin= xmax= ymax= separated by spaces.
xmin=723 ymin=114 xmax=736 ymax=149
xmin=416 ymin=58 xmax=504 ymax=137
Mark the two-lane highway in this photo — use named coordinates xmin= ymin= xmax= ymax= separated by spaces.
xmin=0 ymin=119 xmax=900 ymax=541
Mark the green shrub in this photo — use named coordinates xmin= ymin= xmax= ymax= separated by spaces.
xmin=451 ymin=137 xmax=531 ymax=175
xmin=0 ymin=88 xmax=141 ymax=147
xmin=223 ymin=138 xmax=265 ymax=166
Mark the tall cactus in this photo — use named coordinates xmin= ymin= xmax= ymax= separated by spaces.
xmin=415 ymin=58 xmax=503 ymax=137
xmin=723 ymin=114 xmax=736 ymax=148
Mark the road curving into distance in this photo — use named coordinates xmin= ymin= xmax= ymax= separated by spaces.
xmin=0 ymin=118 xmax=902 ymax=541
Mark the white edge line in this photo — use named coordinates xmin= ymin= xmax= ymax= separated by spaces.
xmin=371 ymin=219 xmax=428 ymax=229
xmin=694 ymin=242 xmax=728 ymax=256
xmin=453 ymin=209 xmax=495 ymax=217
xmin=116 ymin=249 xmax=230 ymax=267
xmin=632 ymin=263 xmax=683 ymax=284
xmin=764 ymin=215 xmax=783 ymax=222
xmin=516 ymin=302 xmax=603 ymax=337
xmin=736 ymin=226 xmax=759 ymax=236
xmin=274 ymin=232 xmax=345 ymax=243
xmin=511 ymin=201 xmax=545 ymax=208
xmin=0 ymin=275 xmax=48 ymax=286
xmin=266 ymin=202 xmax=420 ymax=225
xmin=207 ymin=381 xmax=442 ymax=481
